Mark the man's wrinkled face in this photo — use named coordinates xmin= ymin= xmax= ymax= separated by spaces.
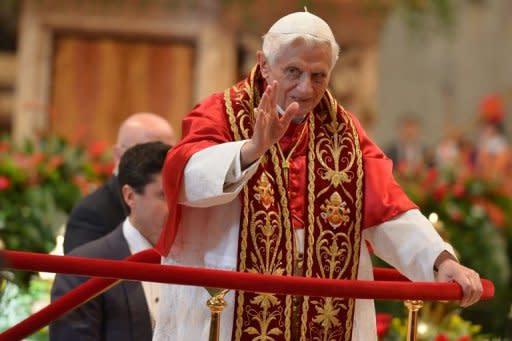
xmin=259 ymin=39 xmax=333 ymax=117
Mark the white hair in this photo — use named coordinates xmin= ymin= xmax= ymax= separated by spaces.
xmin=261 ymin=12 xmax=340 ymax=70
xmin=262 ymin=32 xmax=339 ymax=70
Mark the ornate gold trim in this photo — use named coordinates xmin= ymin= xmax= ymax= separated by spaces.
xmin=226 ymin=66 xmax=364 ymax=340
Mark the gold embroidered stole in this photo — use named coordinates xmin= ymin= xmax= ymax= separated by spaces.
xmin=224 ymin=67 xmax=364 ymax=341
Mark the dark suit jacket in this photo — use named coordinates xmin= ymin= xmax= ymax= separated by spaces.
xmin=50 ymin=226 xmax=153 ymax=341
xmin=63 ymin=175 xmax=126 ymax=254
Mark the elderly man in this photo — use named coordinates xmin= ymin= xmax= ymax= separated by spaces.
xmin=63 ymin=112 xmax=176 ymax=253
xmin=154 ymin=12 xmax=483 ymax=341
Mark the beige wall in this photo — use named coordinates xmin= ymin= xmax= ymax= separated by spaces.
xmin=376 ymin=0 xmax=512 ymax=148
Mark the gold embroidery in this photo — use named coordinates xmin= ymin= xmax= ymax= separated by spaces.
xmin=269 ymin=145 xmax=294 ymax=339
xmin=314 ymin=216 xmax=352 ymax=280
xmin=309 ymin=297 xmax=346 ymax=340
xmin=249 ymin=204 xmax=283 ymax=275
xmin=276 ymin=122 xmax=308 ymax=182
xmin=244 ymin=293 xmax=284 ymax=340
xmin=228 ymin=67 xmax=364 ymax=341
xmin=341 ymin=103 xmax=364 ymax=341
xmin=254 ymin=173 xmax=275 ymax=210
xmin=229 ymin=68 xmax=292 ymax=340
xmin=315 ymin=125 xmax=356 ymax=196
xmin=320 ymin=192 xmax=351 ymax=229
xmin=311 ymin=297 xmax=343 ymax=329
xmin=301 ymin=93 xmax=363 ymax=341
xmin=300 ymin=114 xmax=316 ymax=341
xmin=225 ymin=89 xmax=242 ymax=141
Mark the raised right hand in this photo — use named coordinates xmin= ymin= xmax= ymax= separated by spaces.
xmin=240 ymin=81 xmax=300 ymax=168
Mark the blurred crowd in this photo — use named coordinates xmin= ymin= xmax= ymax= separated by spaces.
xmin=386 ymin=94 xmax=511 ymax=192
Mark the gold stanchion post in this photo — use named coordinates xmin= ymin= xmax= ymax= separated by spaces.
xmin=405 ymin=300 xmax=424 ymax=341
xmin=206 ymin=288 xmax=229 ymax=341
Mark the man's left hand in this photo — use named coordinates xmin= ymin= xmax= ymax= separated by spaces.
xmin=435 ymin=254 xmax=483 ymax=307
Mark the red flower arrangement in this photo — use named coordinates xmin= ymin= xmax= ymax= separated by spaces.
xmin=434 ymin=333 xmax=449 ymax=341
xmin=0 ymin=175 xmax=10 ymax=190
xmin=377 ymin=313 xmax=393 ymax=338
xmin=0 ymin=135 xmax=113 ymax=286
xmin=389 ymin=164 xmax=511 ymax=340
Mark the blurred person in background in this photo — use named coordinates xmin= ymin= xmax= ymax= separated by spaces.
xmin=51 ymin=141 xmax=171 ymax=340
xmin=474 ymin=94 xmax=510 ymax=177
xmin=63 ymin=112 xmax=176 ymax=253
xmin=386 ymin=114 xmax=430 ymax=170
xmin=435 ymin=127 xmax=475 ymax=170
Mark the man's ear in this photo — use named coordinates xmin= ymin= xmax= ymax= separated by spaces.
xmin=121 ymin=184 xmax=135 ymax=210
xmin=256 ymin=51 xmax=270 ymax=79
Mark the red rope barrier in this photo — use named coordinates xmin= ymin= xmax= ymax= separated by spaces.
xmin=0 ymin=249 xmax=160 ymax=341
xmin=372 ymin=267 xmax=410 ymax=282
xmin=1 ymin=249 xmax=495 ymax=340
xmin=3 ymin=249 xmax=494 ymax=300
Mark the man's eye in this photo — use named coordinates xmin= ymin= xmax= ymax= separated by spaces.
xmin=312 ymin=73 xmax=327 ymax=83
xmin=286 ymin=67 xmax=301 ymax=77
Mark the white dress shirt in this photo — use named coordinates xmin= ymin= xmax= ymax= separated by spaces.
xmin=122 ymin=218 xmax=160 ymax=330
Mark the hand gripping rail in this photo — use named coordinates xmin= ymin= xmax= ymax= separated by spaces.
xmin=0 ymin=249 xmax=495 ymax=341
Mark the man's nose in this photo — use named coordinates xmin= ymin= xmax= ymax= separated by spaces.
xmin=296 ymin=73 xmax=314 ymax=95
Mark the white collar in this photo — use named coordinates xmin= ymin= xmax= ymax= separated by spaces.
xmin=122 ymin=217 xmax=153 ymax=254
xmin=277 ymin=105 xmax=307 ymax=124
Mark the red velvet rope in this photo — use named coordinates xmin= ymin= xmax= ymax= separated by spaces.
xmin=0 ymin=249 xmax=495 ymax=340
xmin=0 ymin=249 xmax=160 ymax=341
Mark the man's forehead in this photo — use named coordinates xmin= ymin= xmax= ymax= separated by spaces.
xmin=273 ymin=41 xmax=333 ymax=71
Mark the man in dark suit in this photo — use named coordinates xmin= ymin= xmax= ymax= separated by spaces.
xmin=63 ymin=112 xmax=176 ymax=253
xmin=51 ymin=141 xmax=171 ymax=340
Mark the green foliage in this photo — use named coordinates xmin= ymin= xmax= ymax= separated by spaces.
xmin=0 ymin=135 xmax=113 ymax=287
xmin=381 ymin=314 xmax=489 ymax=341
xmin=0 ymin=277 xmax=51 ymax=340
